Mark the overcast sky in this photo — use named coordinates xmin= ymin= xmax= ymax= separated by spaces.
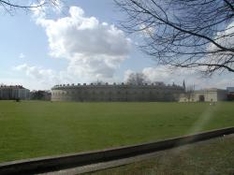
xmin=0 ymin=0 xmax=233 ymax=90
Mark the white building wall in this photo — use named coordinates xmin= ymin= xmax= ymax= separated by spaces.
xmin=0 ymin=86 xmax=30 ymax=100
xmin=18 ymin=89 xmax=30 ymax=100
xmin=179 ymin=88 xmax=227 ymax=102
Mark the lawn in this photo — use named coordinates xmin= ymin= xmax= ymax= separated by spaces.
xmin=86 ymin=134 xmax=234 ymax=175
xmin=0 ymin=101 xmax=233 ymax=163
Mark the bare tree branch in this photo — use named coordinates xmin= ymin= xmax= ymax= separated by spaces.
xmin=0 ymin=0 xmax=45 ymax=9
xmin=0 ymin=0 xmax=60 ymax=14
xmin=115 ymin=0 xmax=234 ymax=74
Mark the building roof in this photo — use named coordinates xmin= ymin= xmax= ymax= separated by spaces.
xmin=0 ymin=85 xmax=28 ymax=90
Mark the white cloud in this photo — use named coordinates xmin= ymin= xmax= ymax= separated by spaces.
xmin=140 ymin=65 xmax=195 ymax=84
xmin=15 ymin=64 xmax=49 ymax=79
xmin=209 ymin=22 xmax=234 ymax=51
xmin=142 ymin=66 xmax=173 ymax=82
xmin=33 ymin=6 xmax=131 ymax=83
xmin=124 ymin=66 xmax=177 ymax=85
xmin=202 ymin=21 xmax=234 ymax=68
xmin=123 ymin=69 xmax=134 ymax=82
xmin=19 ymin=53 xmax=25 ymax=59
xmin=139 ymin=24 xmax=155 ymax=37
xmin=123 ymin=65 xmax=228 ymax=89
xmin=14 ymin=63 xmax=59 ymax=88
xmin=125 ymin=65 xmax=234 ymax=89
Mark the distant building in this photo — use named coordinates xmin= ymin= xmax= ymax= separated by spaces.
xmin=51 ymin=83 xmax=185 ymax=102
xmin=179 ymin=88 xmax=228 ymax=102
xmin=227 ymin=87 xmax=234 ymax=101
xmin=227 ymin=87 xmax=234 ymax=94
xmin=30 ymin=90 xmax=51 ymax=101
xmin=0 ymin=85 xmax=30 ymax=100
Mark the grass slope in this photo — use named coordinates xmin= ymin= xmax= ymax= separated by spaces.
xmin=87 ymin=134 xmax=234 ymax=175
xmin=0 ymin=101 xmax=233 ymax=163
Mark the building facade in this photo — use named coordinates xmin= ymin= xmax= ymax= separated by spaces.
xmin=51 ymin=83 xmax=185 ymax=102
xmin=179 ymin=88 xmax=228 ymax=102
xmin=0 ymin=85 xmax=30 ymax=100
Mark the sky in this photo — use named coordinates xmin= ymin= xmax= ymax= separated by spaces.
xmin=0 ymin=0 xmax=233 ymax=91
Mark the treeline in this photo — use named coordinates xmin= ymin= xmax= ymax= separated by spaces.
xmin=30 ymin=91 xmax=51 ymax=101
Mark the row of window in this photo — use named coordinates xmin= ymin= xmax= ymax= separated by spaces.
xmin=52 ymin=90 xmax=177 ymax=96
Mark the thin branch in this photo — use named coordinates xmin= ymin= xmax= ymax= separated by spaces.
xmin=0 ymin=0 xmax=46 ymax=9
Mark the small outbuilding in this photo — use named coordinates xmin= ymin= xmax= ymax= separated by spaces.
xmin=179 ymin=88 xmax=227 ymax=102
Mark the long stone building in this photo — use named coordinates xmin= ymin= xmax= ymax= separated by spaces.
xmin=51 ymin=83 xmax=185 ymax=102
xmin=0 ymin=85 xmax=30 ymax=100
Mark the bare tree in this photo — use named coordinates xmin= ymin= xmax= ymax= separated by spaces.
xmin=115 ymin=0 xmax=234 ymax=75
xmin=0 ymin=0 xmax=58 ymax=13
xmin=91 ymin=80 xmax=106 ymax=85
xmin=185 ymin=85 xmax=196 ymax=102
xmin=126 ymin=72 xmax=148 ymax=85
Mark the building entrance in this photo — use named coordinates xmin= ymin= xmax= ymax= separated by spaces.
xmin=199 ymin=95 xmax=205 ymax=102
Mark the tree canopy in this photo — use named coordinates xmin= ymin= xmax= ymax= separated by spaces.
xmin=115 ymin=0 xmax=234 ymax=74
xmin=126 ymin=72 xmax=148 ymax=85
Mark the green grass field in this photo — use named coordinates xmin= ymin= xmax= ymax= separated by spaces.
xmin=87 ymin=134 xmax=234 ymax=175
xmin=0 ymin=101 xmax=233 ymax=163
